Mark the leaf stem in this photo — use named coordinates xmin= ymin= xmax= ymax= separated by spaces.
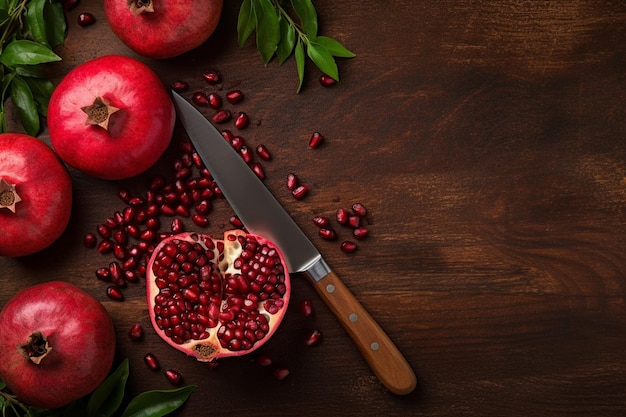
xmin=271 ymin=0 xmax=308 ymax=43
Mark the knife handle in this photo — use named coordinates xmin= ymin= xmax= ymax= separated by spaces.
xmin=311 ymin=270 xmax=417 ymax=395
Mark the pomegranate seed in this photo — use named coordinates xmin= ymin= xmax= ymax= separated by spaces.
xmin=170 ymin=80 xmax=189 ymax=92
xmin=144 ymin=353 xmax=160 ymax=371
xmin=84 ymin=233 xmax=97 ymax=248
xmin=95 ymin=267 xmax=110 ymax=281
xmin=125 ymin=270 xmax=139 ymax=282
xmin=318 ymin=228 xmax=336 ymax=240
xmin=113 ymin=230 xmax=128 ymax=245
xmin=221 ymin=129 xmax=235 ymax=141
xmin=239 ymin=145 xmax=253 ymax=163
xmin=256 ymin=144 xmax=271 ymax=160
xmin=129 ymin=197 xmax=145 ymax=207
xmin=300 ymin=299 xmax=314 ymax=318
xmin=203 ymin=70 xmax=221 ymax=84
xmin=171 ymin=218 xmax=184 ymax=233
xmin=256 ymin=354 xmax=273 ymax=367
xmin=340 ymin=241 xmax=358 ymax=253
xmin=97 ymin=224 xmax=111 ymax=239
xmin=97 ymin=239 xmax=114 ymax=254
xmin=353 ymin=227 xmax=369 ymax=240
xmin=229 ymin=215 xmax=244 ymax=228
xmin=336 ymin=208 xmax=349 ymax=225
xmin=109 ymin=261 xmax=123 ymax=281
xmin=309 ymin=132 xmax=324 ymax=148
xmin=77 ymin=12 xmax=95 ymax=26
xmin=251 ymin=162 xmax=265 ymax=180
xmin=286 ymin=173 xmax=298 ymax=191
xmin=192 ymin=214 xmax=209 ymax=227
xmin=234 ymin=112 xmax=249 ymax=129
xmin=230 ymin=136 xmax=245 ymax=151
xmin=212 ymin=109 xmax=231 ymax=123
xmin=304 ymin=329 xmax=323 ymax=346
xmin=192 ymin=91 xmax=210 ymax=106
xmin=292 ymin=184 xmax=309 ymax=200
xmin=319 ymin=74 xmax=337 ymax=87
xmin=106 ymin=286 xmax=124 ymax=301
xmin=165 ymin=369 xmax=183 ymax=385
xmin=347 ymin=216 xmax=360 ymax=228
xmin=128 ymin=323 xmax=144 ymax=341
xmin=272 ymin=367 xmax=290 ymax=381
xmin=312 ymin=216 xmax=329 ymax=228
xmin=351 ymin=202 xmax=367 ymax=217
xmin=118 ymin=188 xmax=132 ymax=203
xmin=225 ymin=90 xmax=244 ymax=104
xmin=208 ymin=93 xmax=222 ymax=109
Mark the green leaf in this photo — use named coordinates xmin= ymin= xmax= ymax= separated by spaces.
xmin=237 ymin=0 xmax=255 ymax=47
xmin=24 ymin=77 xmax=54 ymax=115
xmin=120 ymin=386 xmax=197 ymax=417
xmin=87 ymin=359 xmax=129 ymax=417
xmin=10 ymin=75 xmax=39 ymax=136
xmin=0 ymin=40 xmax=61 ymax=67
xmin=295 ymin=39 xmax=305 ymax=93
xmin=276 ymin=15 xmax=295 ymax=65
xmin=307 ymin=41 xmax=338 ymax=81
xmin=254 ymin=0 xmax=280 ymax=64
xmin=43 ymin=0 xmax=67 ymax=48
xmin=0 ymin=379 xmax=6 ymax=390
xmin=25 ymin=0 xmax=48 ymax=45
xmin=290 ymin=0 xmax=317 ymax=38
xmin=315 ymin=35 xmax=355 ymax=58
xmin=15 ymin=64 xmax=46 ymax=78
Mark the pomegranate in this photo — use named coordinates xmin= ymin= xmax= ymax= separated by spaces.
xmin=47 ymin=55 xmax=175 ymax=180
xmin=0 ymin=133 xmax=72 ymax=257
xmin=146 ymin=230 xmax=290 ymax=362
xmin=0 ymin=281 xmax=116 ymax=409
xmin=104 ymin=0 xmax=224 ymax=59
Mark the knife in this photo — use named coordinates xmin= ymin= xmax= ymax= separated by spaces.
xmin=171 ymin=91 xmax=417 ymax=395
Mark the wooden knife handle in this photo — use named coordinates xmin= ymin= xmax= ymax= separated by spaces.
xmin=311 ymin=270 xmax=417 ymax=395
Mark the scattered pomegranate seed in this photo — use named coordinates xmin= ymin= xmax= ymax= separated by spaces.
xmin=336 ymin=208 xmax=349 ymax=225
xmin=234 ymin=112 xmax=250 ymax=129
xmin=256 ymin=354 xmax=273 ymax=367
xmin=191 ymin=213 xmax=209 ymax=227
xmin=96 ymin=267 xmax=110 ymax=281
xmin=292 ymin=184 xmax=309 ymax=200
xmin=256 ymin=144 xmax=271 ymax=160
xmin=312 ymin=216 xmax=329 ymax=228
xmin=208 ymin=93 xmax=222 ymax=109
xmin=286 ymin=173 xmax=298 ymax=191
xmin=225 ymin=90 xmax=244 ymax=104
xmin=106 ymin=286 xmax=124 ymax=301
xmin=251 ymin=162 xmax=265 ymax=180
xmin=202 ymin=70 xmax=221 ymax=84
xmin=348 ymin=216 xmax=360 ymax=228
xmin=230 ymin=136 xmax=245 ymax=151
xmin=97 ymin=224 xmax=111 ymax=239
xmin=165 ymin=369 xmax=183 ymax=385
xmin=319 ymin=74 xmax=337 ymax=87
xmin=229 ymin=215 xmax=244 ymax=228
xmin=318 ymin=228 xmax=336 ymax=240
xmin=212 ymin=109 xmax=231 ymax=123
xmin=171 ymin=218 xmax=184 ymax=233
xmin=118 ymin=188 xmax=131 ymax=203
xmin=351 ymin=202 xmax=367 ymax=217
xmin=77 ymin=12 xmax=95 ymax=26
xmin=304 ymin=329 xmax=323 ymax=346
xmin=97 ymin=239 xmax=114 ymax=254
xmin=170 ymin=80 xmax=189 ymax=92
xmin=272 ymin=367 xmax=290 ymax=381
xmin=84 ymin=233 xmax=97 ymax=248
xmin=353 ymin=227 xmax=369 ymax=240
xmin=192 ymin=91 xmax=210 ymax=106
xmin=340 ymin=241 xmax=358 ymax=253
xmin=128 ymin=323 xmax=144 ymax=341
xmin=109 ymin=261 xmax=123 ymax=281
xmin=239 ymin=145 xmax=253 ymax=163
xmin=142 ymin=354 xmax=160 ymax=372
xmin=300 ymin=299 xmax=314 ymax=318
xmin=308 ymin=132 xmax=324 ymax=148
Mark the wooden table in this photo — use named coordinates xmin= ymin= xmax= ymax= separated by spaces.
xmin=2 ymin=1 xmax=626 ymax=415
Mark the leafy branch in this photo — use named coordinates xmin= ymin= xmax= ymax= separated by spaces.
xmin=0 ymin=359 xmax=196 ymax=417
xmin=237 ymin=0 xmax=355 ymax=92
xmin=0 ymin=0 xmax=67 ymax=136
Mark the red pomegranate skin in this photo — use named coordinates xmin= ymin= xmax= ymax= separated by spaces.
xmin=104 ymin=0 xmax=224 ymax=59
xmin=0 ymin=133 xmax=72 ymax=257
xmin=0 ymin=281 xmax=116 ymax=409
xmin=48 ymin=55 xmax=175 ymax=180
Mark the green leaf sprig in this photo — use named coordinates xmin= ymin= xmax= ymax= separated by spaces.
xmin=0 ymin=0 xmax=67 ymax=136
xmin=237 ymin=0 xmax=355 ymax=92
xmin=0 ymin=359 xmax=197 ymax=417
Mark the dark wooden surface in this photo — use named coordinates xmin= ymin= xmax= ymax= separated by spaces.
xmin=2 ymin=1 xmax=626 ymax=415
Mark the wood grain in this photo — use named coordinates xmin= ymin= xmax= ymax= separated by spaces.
xmin=2 ymin=1 xmax=626 ymax=416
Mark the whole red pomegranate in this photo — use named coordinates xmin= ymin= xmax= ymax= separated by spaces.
xmin=0 ymin=281 xmax=116 ymax=409
xmin=147 ymin=230 xmax=290 ymax=362
xmin=104 ymin=0 xmax=224 ymax=59
xmin=0 ymin=133 xmax=72 ymax=257
xmin=47 ymin=55 xmax=175 ymax=180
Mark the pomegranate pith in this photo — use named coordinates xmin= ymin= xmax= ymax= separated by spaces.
xmin=146 ymin=230 xmax=290 ymax=362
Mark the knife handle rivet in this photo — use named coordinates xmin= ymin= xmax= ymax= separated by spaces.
xmin=326 ymin=284 xmax=336 ymax=293
xmin=370 ymin=342 xmax=380 ymax=351
xmin=349 ymin=313 xmax=358 ymax=322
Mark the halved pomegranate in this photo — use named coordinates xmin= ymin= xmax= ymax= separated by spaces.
xmin=146 ymin=230 xmax=290 ymax=362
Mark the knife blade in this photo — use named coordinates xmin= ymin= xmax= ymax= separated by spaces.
xmin=171 ymin=91 xmax=417 ymax=395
